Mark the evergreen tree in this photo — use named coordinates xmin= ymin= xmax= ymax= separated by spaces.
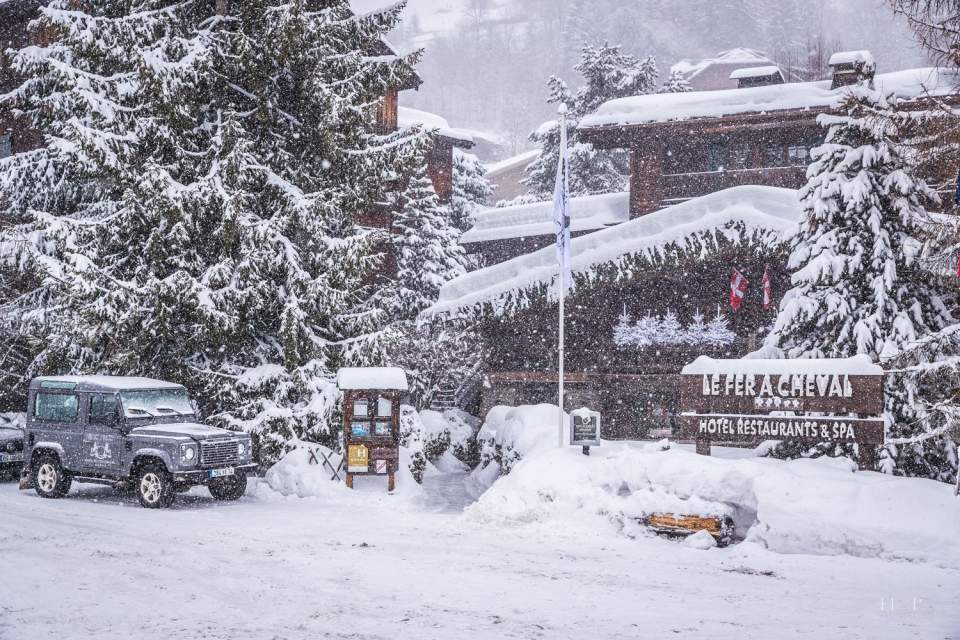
xmin=766 ymin=93 xmax=952 ymax=473
xmin=0 ymin=0 xmax=427 ymax=462
xmin=388 ymin=165 xmax=469 ymax=319
xmin=659 ymin=70 xmax=692 ymax=94
xmin=523 ymin=43 xmax=658 ymax=199
xmin=450 ymin=149 xmax=493 ymax=233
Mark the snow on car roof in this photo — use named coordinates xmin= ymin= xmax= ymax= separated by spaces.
xmin=461 ymin=191 xmax=630 ymax=244
xmin=398 ymin=107 xmax=475 ymax=146
xmin=30 ymin=376 xmax=185 ymax=392
xmin=337 ymin=367 xmax=409 ymax=391
xmin=579 ymin=67 xmax=959 ymax=129
xmin=429 ymin=185 xmax=801 ymax=315
xmin=682 ymin=354 xmax=884 ymax=376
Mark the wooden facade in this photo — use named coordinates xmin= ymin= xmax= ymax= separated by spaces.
xmin=581 ymin=111 xmax=821 ymax=217
xmin=478 ymin=249 xmax=789 ymax=440
xmin=0 ymin=1 xmax=42 ymax=165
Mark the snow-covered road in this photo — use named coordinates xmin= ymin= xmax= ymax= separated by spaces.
xmin=0 ymin=479 xmax=956 ymax=640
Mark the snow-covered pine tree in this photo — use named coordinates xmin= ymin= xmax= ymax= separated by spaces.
xmin=0 ymin=0 xmax=428 ymax=463
xmin=522 ymin=43 xmax=658 ymax=199
xmin=658 ymin=311 xmax=685 ymax=346
xmin=766 ymin=92 xmax=951 ymax=472
xmin=388 ymin=164 xmax=469 ymax=319
xmin=450 ymin=149 xmax=493 ymax=233
xmin=659 ymin=70 xmax=692 ymax=94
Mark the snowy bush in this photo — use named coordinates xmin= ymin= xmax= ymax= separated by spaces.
xmin=400 ymin=405 xmax=481 ymax=482
xmin=471 ymin=405 xmax=568 ymax=488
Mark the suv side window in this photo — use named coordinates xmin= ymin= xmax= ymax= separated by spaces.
xmin=89 ymin=394 xmax=119 ymax=425
xmin=35 ymin=392 xmax=79 ymax=423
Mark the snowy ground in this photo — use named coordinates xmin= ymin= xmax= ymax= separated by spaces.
xmin=1 ymin=468 xmax=958 ymax=640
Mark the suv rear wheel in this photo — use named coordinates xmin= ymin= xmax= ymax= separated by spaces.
xmin=33 ymin=454 xmax=71 ymax=499
xmin=135 ymin=461 xmax=175 ymax=509
xmin=209 ymin=473 xmax=247 ymax=501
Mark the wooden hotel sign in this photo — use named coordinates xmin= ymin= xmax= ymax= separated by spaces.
xmin=678 ymin=356 xmax=885 ymax=469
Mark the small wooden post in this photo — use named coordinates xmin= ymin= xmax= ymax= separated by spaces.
xmin=345 ymin=473 xmax=353 ymax=489
xmin=387 ymin=473 xmax=395 ymax=492
xmin=695 ymin=437 xmax=711 ymax=456
xmin=858 ymin=444 xmax=877 ymax=472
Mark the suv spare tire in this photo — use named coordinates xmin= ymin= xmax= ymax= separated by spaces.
xmin=135 ymin=461 xmax=175 ymax=509
xmin=33 ymin=454 xmax=71 ymax=499
xmin=209 ymin=473 xmax=247 ymax=501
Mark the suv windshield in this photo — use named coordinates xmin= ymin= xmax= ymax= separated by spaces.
xmin=120 ymin=388 xmax=194 ymax=418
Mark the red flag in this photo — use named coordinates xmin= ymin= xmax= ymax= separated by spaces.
xmin=956 ymin=252 xmax=960 ymax=278
xmin=730 ymin=268 xmax=749 ymax=312
xmin=762 ymin=265 xmax=772 ymax=310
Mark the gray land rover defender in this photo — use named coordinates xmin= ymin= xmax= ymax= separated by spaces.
xmin=21 ymin=376 xmax=255 ymax=508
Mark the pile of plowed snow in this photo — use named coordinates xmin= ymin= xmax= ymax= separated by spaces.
xmin=465 ymin=439 xmax=960 ymax=568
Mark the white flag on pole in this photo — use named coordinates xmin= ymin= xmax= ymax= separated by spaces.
xmin=552 ymin=109 xmax=572 ymax=291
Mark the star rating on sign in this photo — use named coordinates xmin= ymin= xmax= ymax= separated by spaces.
xmin=753 ymin=397 xmax=802 ymax=410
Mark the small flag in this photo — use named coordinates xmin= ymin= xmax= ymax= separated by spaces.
xmin=552 ymin=109 xmax=572 ymax=291
xmin=762 ymin=265 xmax=772 ymax=310
xmin=954 ymin=168 xmax=960 ymax=205
xmin=730 ymin=268 xmax=749 ymax=312
xmin=956 ymin=251 xmax=960 ymax=278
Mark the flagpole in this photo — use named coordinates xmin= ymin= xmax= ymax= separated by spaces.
xmin=557 ymin=104 xmax=568 ymax=449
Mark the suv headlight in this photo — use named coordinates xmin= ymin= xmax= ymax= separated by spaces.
xmin=180 ymin=443 xmax=197 ymax=464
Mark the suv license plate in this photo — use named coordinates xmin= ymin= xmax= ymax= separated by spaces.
xmin=208 ymin=467 xmax=235 ymax=479
xmin=0 ymin=453 xmax=24 ymax=463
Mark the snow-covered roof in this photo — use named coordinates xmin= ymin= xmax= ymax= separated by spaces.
xmin=30 ymin=376 xmax=184 ymax=391
xmin=682 ymin=355 xmax=884 ymax=376
xmin=671 ymin=48 xmax=773 ymax=80
xmin=429 ymin=186 xmax=802 ymax=315
xmin=580 ymin=67 xmax=960 ymax=129
xmin=398 ymin=107 xmax=474 ymax=146
xmin=337 ymin=367 xmax=409 ymax=391
xmin=484 ymin=149 xmax=539 ymax=176
xmin=828 ymin=50 xmax=876 ymax=68
xmin=461 ymin=191 xmax=630 ymax=244
xmin=729 ymin=66 xmax=782 ymax=80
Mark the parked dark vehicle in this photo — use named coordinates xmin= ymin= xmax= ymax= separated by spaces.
xmin=0 ymin=416 xmax=25 ymax=480
xmin=21 ymin=376 xmax=255 ymax=508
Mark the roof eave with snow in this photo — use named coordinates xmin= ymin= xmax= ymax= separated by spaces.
xmin=428 ymin=186 xmax=802 ymax=316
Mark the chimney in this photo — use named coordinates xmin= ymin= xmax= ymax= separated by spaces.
xmin=729 ymin=66 xmax=785 ymax=89
xmin=828 ymin=50 xmax=876 ymax=90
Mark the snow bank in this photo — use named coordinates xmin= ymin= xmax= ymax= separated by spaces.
xmin=461 ymin=191 xmax=629 ymax=244
xmin=580 ymin=67 xmax=960 ymax=128
xmin=265 ymin=446 xmax=347 ymax=499
xmin=466 ymin=442 xmax=960 ymax=568
xmin=429 ymin=186 xmax=801 ymax=315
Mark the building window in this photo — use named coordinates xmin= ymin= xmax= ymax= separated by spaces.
xmin=763 ymin=144 xmax=787 ymax=168
xmin=706 ymin=142 xmax=726 ymax=171
xmin=729 ymin=143 xmax=751 ymax=170
xmin=787 ymin=145 xmax=810 ymax=166
xmin=0 ymin=133 xmax=11 ymax=159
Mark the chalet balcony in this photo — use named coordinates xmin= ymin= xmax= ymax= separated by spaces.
xmin=659 ymin=166 xmax=807 ymax=204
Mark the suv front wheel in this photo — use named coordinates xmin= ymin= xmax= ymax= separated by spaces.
xmin=136 ymin=461 xmax=175 ymax=509
xmin=209 ymin=473 xmax=247 ymax=501
xmin=33 ymin=454 xmax=72 ymax=499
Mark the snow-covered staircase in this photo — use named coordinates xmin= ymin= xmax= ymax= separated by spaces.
xmin=430 ymin=387 xmax=457 ymax=411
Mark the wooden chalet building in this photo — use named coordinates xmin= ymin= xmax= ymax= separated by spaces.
xmin=578 ymin=53 xmax=959 ymax=218
xmin=442 ymin=53 xmax=960 ymax=439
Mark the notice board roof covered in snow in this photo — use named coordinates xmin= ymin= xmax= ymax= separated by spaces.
xmin=337 ymin=367 xmax=409 ymax=391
